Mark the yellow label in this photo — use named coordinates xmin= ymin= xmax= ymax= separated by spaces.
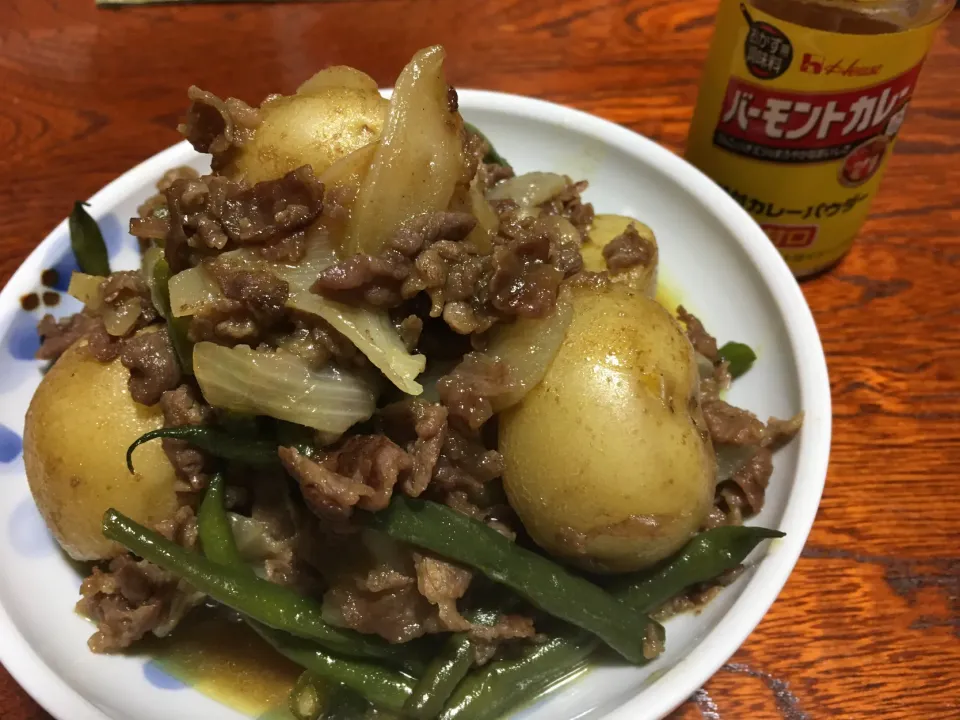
xmin=686 ymin=0 xmax=945 ymax=276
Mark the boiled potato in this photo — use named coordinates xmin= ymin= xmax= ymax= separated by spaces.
xmin=500 ymin=284 xmax=714 ymax=573
xmin=24 ymin=332 xmax=180 ymax=561
xmin=225 ymin=85 xmax=388 ymax=185
xmin=581 ymin=214 xmax=659 ymax=297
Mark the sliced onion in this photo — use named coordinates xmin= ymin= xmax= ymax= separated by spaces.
xmin=193 ymin=342 xmax=376 ymax=434
xmin=169 ymin=264 xmax=223 ymax=317
xmin=343 ymin=45 xmax=463 ymax=257
xmin=66 ymin=272 xmax=104 ymax=311
xmin=486 ymin=171 xmax=568 ymax=207
xmin=486 ymin=284 xmax=573 ymax=411
xmin=288 ymin=292 xmax=426 ymax=396
xmin=103 ymin=297 xmax=142 ymax=336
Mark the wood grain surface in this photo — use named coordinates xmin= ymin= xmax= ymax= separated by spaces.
xmin=1 ymin=1 xmax=958 ymax=718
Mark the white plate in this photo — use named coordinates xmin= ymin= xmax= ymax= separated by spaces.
xmin=0 ymin=90 xmax=831 ymax=720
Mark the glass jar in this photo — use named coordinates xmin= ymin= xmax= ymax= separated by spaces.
xmin=685 ymin=0 xmax=952 ymax=277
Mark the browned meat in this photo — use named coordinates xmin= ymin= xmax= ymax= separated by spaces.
xmin=164 ymin=166 xmax=324 ymax=272
xmin=488 ymin=236 xmax=564 ymax=317
xmin=764 ymin=413 xmax=804 ymax=449
xmin=437 ymin=353 xmax=516 ymax=432
xmin=389 ymin=211 xmax=478 ymax=256
xmin=77 ymin=508 xmax=202 ymax=653
xmin=397 ymin=314 xmax=423 ymax=353
xmin=259 ymin=232 xmax=307 ymax=263
xmin=178 ymin=86 xmax=262 ymax=164
xmin=729 ymin=447 xmax=774 ymax=514
xmin=413 ymin=553 xmax=473 ymax=631
xmin=702 ymin=399 xmax=766 ymax=446
xmin=539 ymin=179 xmax=594 ymax=237
xmin=189 ymin=299 xmax=259 ymax=346
xmin=677 ymin=305 xmax=718 ymax=361
xmin=131 ymin=167 xmax=199 ymax=246
xmin=156 ymin=166 xmax=201 ymax=193
xmin=280 ymin=315 xmax=365 ymax=370
xmin=35 ymin=312 xmax=99 ymax=362
xmin=280 ymin=436 xmax=412 ymax=522
xmin=603 ymin=224 xmax=655 ymax=272
xmin=311 ymin=250 xmax=411 ymax=308
xmin=119 ymin=327 xmax=182 ymax=406
xmin=160 ymin=385 xmax=213 ymax=491
xmin=380 ymin=399 xmax=449 ymax=497
xmin=100 ymin=270 xmax=159 ymax=330
xmin=324 ymin=580 xmax=439 ymax=644
xmin=205 ymin=259 xmax=290 ymax=325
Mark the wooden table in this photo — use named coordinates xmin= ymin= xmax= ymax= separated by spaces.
xmin=1 ymin=1 xmax=958 ymax=718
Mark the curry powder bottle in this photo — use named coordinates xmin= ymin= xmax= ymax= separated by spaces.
xmin=686 ymin=0 xmax=951 ymax=277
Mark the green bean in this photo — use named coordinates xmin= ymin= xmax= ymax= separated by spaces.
xmin=439 ymin=525 xmax=784 ymax=719
xmin=324 ymin=685 xmax=375 ymax=719
xmin=289 ymin=671 xmax=325 ymax=720
xmin=440 ymin=626 xmax=595 ymax=720
xmin=404 ymin=607 xmax=502 ymax=719
xmin=463 ymin=123 xmax=510 ymax=168
xmin=364 ymin=497 xmax=651 ymax=663
xmin=617 ymin=525 xmax=785 ymax=613
xmin=102 ymin=508 xmax=406 ymax=665
xmin=717 ymin=341 xmax=757 ymax=379
xmin=126 ymin=426 xmax=280 ymax=473
xmin=69 ymin=201 xmax=111 ymax=276
xmin=252 ymin=624 xmax=416 ymax=714
xmin=198 ymin=475 xmax=414 ymax=714
xmin=151 ymin=257 xmax=194 ymax=373
xmin=197 ymin=473 xmax=246 ymax=569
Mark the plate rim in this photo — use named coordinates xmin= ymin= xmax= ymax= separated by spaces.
xmin=0 ymin=88 xmax=832 ymax=720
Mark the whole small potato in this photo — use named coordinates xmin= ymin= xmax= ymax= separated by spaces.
xmin=24 ymin=334 xmax=180 ymax=561
xmin=500 ymin=284 xmax=715 ymax=573
xmin=225 ymin=87 xmax=388 ymax=184
xmin=581 ymin=214 xmax=659 ymax=297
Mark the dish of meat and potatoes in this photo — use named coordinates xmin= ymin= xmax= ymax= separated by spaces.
xmin=0 ymin=46 xmax=827 ymax=720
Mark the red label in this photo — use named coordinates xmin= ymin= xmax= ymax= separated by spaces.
xmin=761 ymin=223 xmax=818 ymax=248
xmin=712 ymin=61 xmax=924 ymax=163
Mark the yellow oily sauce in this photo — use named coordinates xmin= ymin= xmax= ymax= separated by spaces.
xmin=147 ymin=608 xmax=304 ymax=718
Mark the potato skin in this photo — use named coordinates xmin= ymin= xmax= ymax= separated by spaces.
xmin=499 ymin=284 xmax=715 ymax=573
xmin=225 ymin=88 xmax=388 ymax=184
xmin=581 ymin=214 xmax=659 ymax=297
xmin=24 ymin=337 xmax=180 ymax=561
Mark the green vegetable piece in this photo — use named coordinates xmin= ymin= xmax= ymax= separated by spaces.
xmin=440 ymin=626 xmax=595 ymax=720
xmin=126 ymin=426 xmax=280 ymax=473
xmin=324 ymin=684 xmax=375 ymax=719
xmin=102 ymin=508 xmax=405 ymax=665
xmin=69 ymin=201 xmax=111 ymax=276
xmin=253 ymin=624 xmax=416 ymax=714
xmin=404 ymin=607 xmax=502 ymax=719
xmin=464 ymin=122 xmax=510 ymax=168
xmin=364 ymin=497 xmax=652 ymax=663
xmin=717 ymin=341 xmax=757 ymax=379
xmin=289 ymin=671 xmax=325 ymax=720
xmin=617 ymin=525 xmax=785 ymax=613
xmin=198 ymin=473 xmax=247 ymax=569
xmin=439 ymin=525 xmax=783 ymax=719
xmin=151 ymin=257 xmax=195 ymax=374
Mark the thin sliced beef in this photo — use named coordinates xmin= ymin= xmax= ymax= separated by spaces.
xmin=437 ymin=353 xmax=516 ymax=432
xmin=120 ymin=327 xmax=181 ymax=406
xmin=179 ymin=86 xmax=262 ymax=163
xmin=413 ymin=553 xmax=473 ymax=631
xmin=603 ymin=224 xmax=655 ymax=272
xmin=677 ymin=306 xmax=718 ymax=361
xmin=77 ymin=508 xmax=202 ymax=653
xmin=36 ymin=312 xmax=100 ymax=362
xmin=159 ymin=385 xmax=213 ymax=491
xmin=379 ymin=399 xmax=449 ymax=497
xmin=538 ymin=179 xmax=594 ymax=237
xmin=280 ymin=436 xmax=412 ymax=522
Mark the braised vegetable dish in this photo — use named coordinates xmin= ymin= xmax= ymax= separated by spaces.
xmin=24 ymin=46 xmax=802 ymax=719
